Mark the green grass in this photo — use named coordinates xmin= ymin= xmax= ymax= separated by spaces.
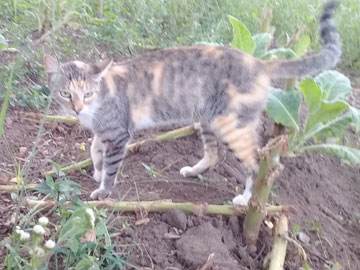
xmin=0 ymin=0 xmax=359 ymax=109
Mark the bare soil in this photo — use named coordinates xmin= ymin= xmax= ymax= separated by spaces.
xmin=1 ymin=102 xmax=359 ymax=270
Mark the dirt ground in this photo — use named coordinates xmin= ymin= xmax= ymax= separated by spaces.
xmin=0 ymin=98 xmax=359 ymax=270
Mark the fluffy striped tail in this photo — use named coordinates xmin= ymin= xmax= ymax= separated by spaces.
xmin=266 ymin=1 xmax=341 ymax=79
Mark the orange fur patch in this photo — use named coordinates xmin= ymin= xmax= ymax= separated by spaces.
xmin=150 ymin=62 xmax=164 ymax=96
xmin=131 ymin=105 xmax=151 ymax=123
xmin=226 ymin=73 xmax=269 ymax=109
xmin=202 ymin=47 xmax=224 ymax=59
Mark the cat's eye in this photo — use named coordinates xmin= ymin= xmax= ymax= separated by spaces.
xmin=84 ymin=92 xmax=94 ymax=99
xmin=59 ymin=91 xmax=71 ymax=99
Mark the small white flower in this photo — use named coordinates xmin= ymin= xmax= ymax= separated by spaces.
xmin=45 ymin=239 xmax=55 ymax=249
xmin=85 ymin=208 xmax=96 ymax=226
xmin=20 ymin=231 xmax=30 ymax=241
xmin=38 ymin=217 xmax=49 ymax=227
xmin=34 ymin=247 xmax=45 ymax=257
xmin=15 ymin=229 xmax=23 ymax=236
xmin=33 ymin=224 xmax=45 ymax=235
xmin=16 ymin=226 xmax=20 ymax=230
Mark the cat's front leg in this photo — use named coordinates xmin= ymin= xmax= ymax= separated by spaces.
xmin=90 ymin=135 xmax=104 ymax=182
xmin=90 ymin=132 xmax=130 ymax=200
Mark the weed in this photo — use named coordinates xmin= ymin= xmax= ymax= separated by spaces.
xmin=141 ymin=162 xmax=162 ymax=177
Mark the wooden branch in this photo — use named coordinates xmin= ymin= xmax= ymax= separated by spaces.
xmin=268 ymin=214 xmax=289 ymax=270
xmin=0 ymin=184 xmax=36 ymax=193
xmin=20 ymin=112 xmax=78 ymax=124
xmin=46 ymin=123 xmax=200 ymax=176
xmin=243 ymin=135 xmax=288 ymax=246
xmin=26 ymin=198 xmax=292 ymax=216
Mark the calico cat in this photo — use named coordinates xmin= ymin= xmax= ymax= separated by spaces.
xmin=44 ymin=1 xmax=341 ymax=203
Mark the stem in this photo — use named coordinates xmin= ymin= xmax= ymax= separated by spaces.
xmin=98 ymin=0 xmax=104 ymax=18
xmin=26 ymin=199 xmax=292 ymax=216
xmin=46 ymin=124 xmax=200 ymax=176
xmin=20 ymin=112 xmax=78 ymax=124
xmin=0 ymin=184 xmax=36 ymax=193
xmin=46 ymin=159 xmax=92 ymax=177
xmin=243 ymin=135 xmax=288 ymax=246
xmin=268 ymin=214 xmax=289 ymax=270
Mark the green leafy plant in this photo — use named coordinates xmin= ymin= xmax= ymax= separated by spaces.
xmin=6 ymin=177 xmax=132 ymax=269
xmin=268 ymin=71 xmax=360 ymax=165
xmin=229 ymin=16 xmax=360 ymax=165
xmin=141 ymin=162 xmax=163 ymax=177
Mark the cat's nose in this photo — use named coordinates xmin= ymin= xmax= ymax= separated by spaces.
xmin=72 ymin=104 xmax=83 ymax=114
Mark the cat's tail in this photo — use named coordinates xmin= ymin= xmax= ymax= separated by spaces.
xmin=265 ymin=1 xmax=341 ymax=79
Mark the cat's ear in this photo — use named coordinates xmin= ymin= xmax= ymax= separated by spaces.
xmin=44 ymin=55 xmax=59 ymax=74
xmin=91 ymin=59 xmax=113 ymax=82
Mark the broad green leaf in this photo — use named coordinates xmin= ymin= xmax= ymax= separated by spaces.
xmin=0 ymin=34 xmax=8 ymax=49
xmin=315 ymin=71 xmax=352 ymax=103
xmin=252 ymin=33 xmax=271 ymax=58
xmin=300 ymin=144 xmax=360 ymax=166
xmin=348 ymin=105 xmax=360 ymax=132
xmin=95 ymin=219 xmax=111 ymax=247
xmin=75 ymin=256 xmax=100 ymax=270
xmin=306 ymin=102 xmax=348 ymax=133
xmin=293 ymin=35 xmax=310 ymax=57
xmin=228 ymin=15 xmax=255 ymax=54
xmin=266 ymin=88 xmax=301 ymax=130
xmin=261 ymin=48 xmax=297 ymax=60
xmin=60 ymin=206 xmax=93 ymax=239
xmin=0 ymin=66 xmax=13 ymax=139
xmin=69 ymin=238 xmax=80 ymax=254
xmin=300 ymin=79 xmax=322 ymax=113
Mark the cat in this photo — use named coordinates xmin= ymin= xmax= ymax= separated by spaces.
xmin=44 ymin=1 xmax=341 ymax=203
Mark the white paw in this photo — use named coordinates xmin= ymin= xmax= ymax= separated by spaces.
xmin=232 ymin=177 xmax=254 ymax=206
xmin=90 ymin=188 xmax=111 ymax=200
xmin=232 ymin=194 xmax=251 ymax=206
xmin=93 ymin=170 xmax=102 ymax=182
xmin=180 ymin=166 xmax=195 ymax=177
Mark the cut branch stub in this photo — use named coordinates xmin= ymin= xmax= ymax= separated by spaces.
xmin=26 ymin=198 xmax=291 ymax=217
xmin=243 ymin=135 xmax=288 ymax=246
xmin=268 ymin=214 xmax=289 ymax=270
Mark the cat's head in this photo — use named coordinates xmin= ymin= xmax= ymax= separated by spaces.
xmin=44 ymin=55 xmax=112 ymax=116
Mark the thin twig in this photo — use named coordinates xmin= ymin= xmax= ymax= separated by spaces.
xmin=46 ymin=124 xmax=200 ymax=176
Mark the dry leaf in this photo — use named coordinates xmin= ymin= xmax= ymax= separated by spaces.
xmin=164 ymin=232 xmax=181 ymax=239
xmin=135 ymin=217 xmax=150 ymax=226
xmin=81 ymin=228 xmax=97 ymax=243
xmin=19 ymin=147 xmax=27 ymax=156
xmin=0 ymin=172 xmax=8 ymax=183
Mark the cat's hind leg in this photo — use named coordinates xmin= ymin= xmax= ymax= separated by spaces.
xmin=180 ymin=122 xmax=220 ymax=177
xmin=91 ymin=134 xmax=104 ymax=182
xmin=212 ymin=113 xmax=259 ymax=205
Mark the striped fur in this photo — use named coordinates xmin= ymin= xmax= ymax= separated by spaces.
xmin=45 ymin=2 xmax=341 ymax=202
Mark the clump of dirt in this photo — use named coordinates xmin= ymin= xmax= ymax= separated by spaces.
xmin=0 ymin=103 xmax=360 ymax=269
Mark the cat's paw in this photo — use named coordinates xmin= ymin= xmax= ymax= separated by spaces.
xmin=232 ymin=193 xmax=251 ymax=206
xmin=93 ymin=170 xmax=102 ymax=182
xmin=90 ymin=188 xmax=111 ymax=200
xmin=180 ymin=166 xmax=196 ymax=177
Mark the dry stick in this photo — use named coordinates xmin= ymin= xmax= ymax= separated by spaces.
xmin=20 ymin=111 xmax=78 ymax=124
xmin=0 ymin=184 xmax=36 ymax=193
xmin=268 ymin=214 xmax=289 ymax=270
xmin=46 ymin=123 xmax=200 ymax=176
xmin=26 ymin=198 xmax=291 ymax=216
xmin=243 ymin=135 xmax=288 ymax=246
